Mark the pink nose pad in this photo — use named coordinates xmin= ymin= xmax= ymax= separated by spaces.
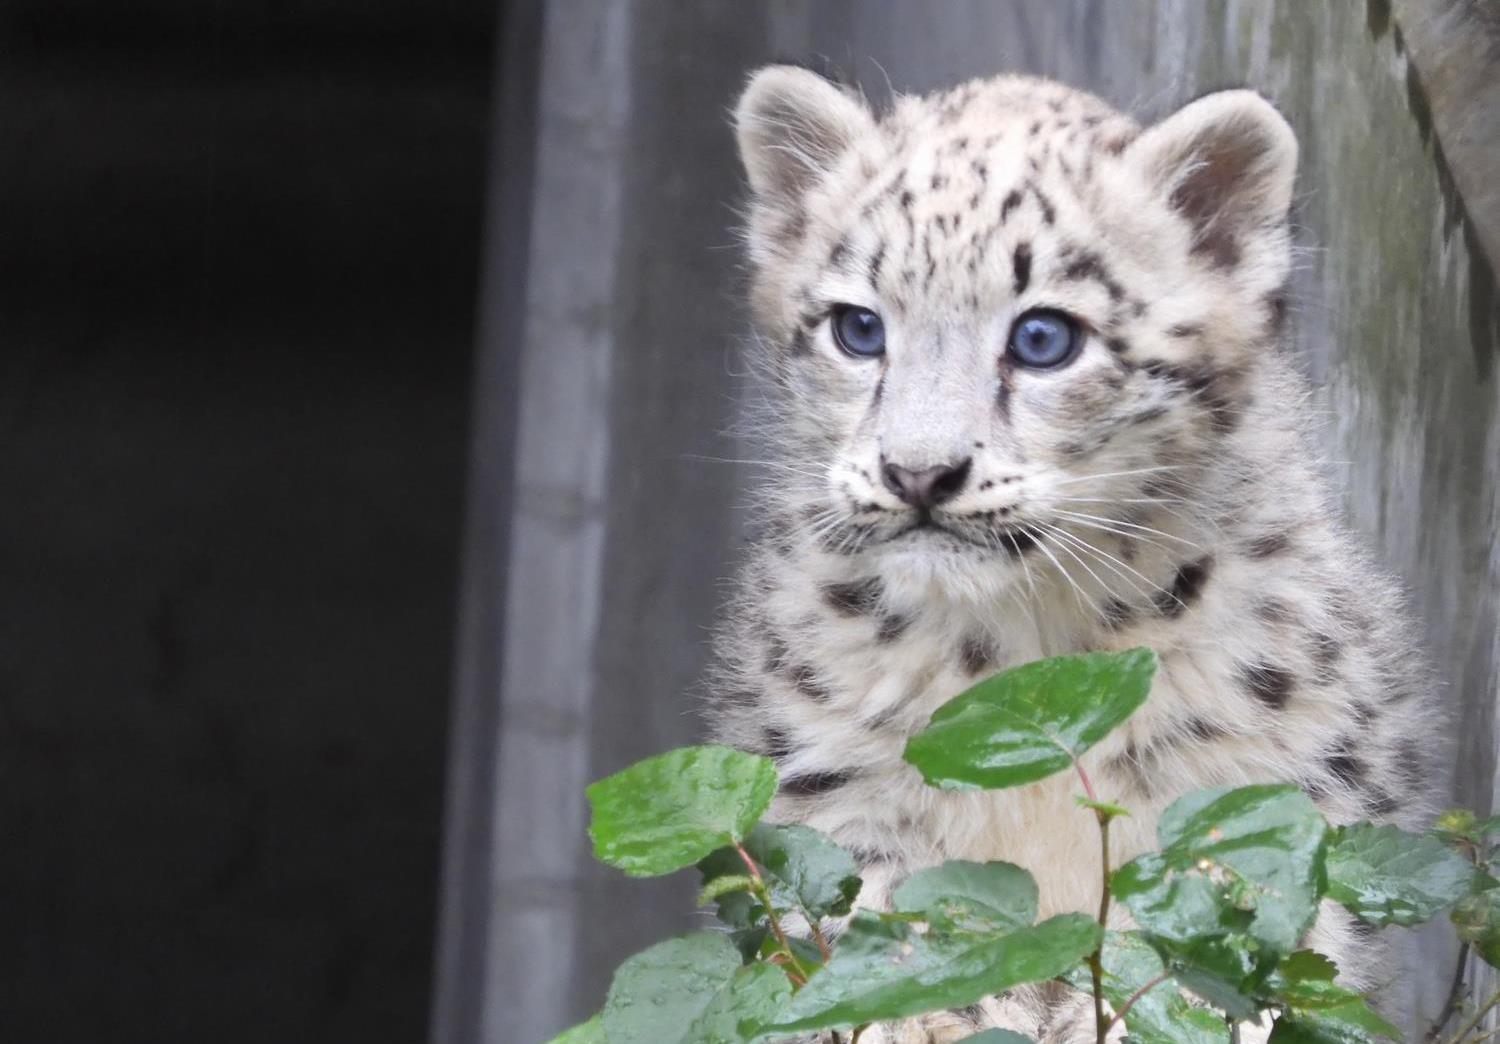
xmin=879 ymin=457 xmax=973 ymax=509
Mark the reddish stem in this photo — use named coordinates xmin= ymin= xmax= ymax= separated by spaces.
xmin=736 ymin=842 xmax=809 ymax=980
xmin=1074 ymin=757 xmax=1099 ymax=803
xmin=810 ymin=918 xmax=832 ymax=961
xmin=764 ymin=952 xmax=807 ymax=987
xmin=1105 ymin=972 xmax=1172 ymax=1031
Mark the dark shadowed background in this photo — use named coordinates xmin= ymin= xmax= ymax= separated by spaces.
xmin=1 ymin=2 xmax=1496 ymax=1043
xmin=1 ymin=1 xmax=490 ymax=1040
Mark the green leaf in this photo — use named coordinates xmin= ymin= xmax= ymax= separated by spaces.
xmin=602 ymin=932 xmax=791 ymax=1044
xmin=1263 ymin=951 xmax=1396 ymax=1035
xmin=712 ymin=888 xmax=763 ymax=930
xmin=903 ymin=649 xmax=1157 ymax=790
xmin=603 ymin=932 xmax=740 ymax=1040
xmin=545 ymin=1013 xmax=606 ymax=1044
xmin=1165 ymin=942 xmax=1262 ymax=1021
xmin=1324 ymin=823 xmax=1475 ymax=926
xmin=1112 ymin=784 xmax=1328 ymax=1009
xmin=1432 ymin=808 xmax=1481 ymax=845
xmin=1271 ymin=950 xmax=1338 ymax=987
xmin=769 ymin=912 xmax=1101 ymax=1033
xmin=1452 ymin=884 xmax=1500 ymax=967
xmin=958 ymin=1032 xmax=1037 ymax=1044
xmin=742 ymin=823 xmax=862 ymax=919
xmin=1067 ymin=931 xmax=1229 ymax=1044
xmin=892 ymin=860 xmax=1038 ymax=933
xmin=699 ymin=874 xmax=756 ymax=907
xmin=730 ymin=925 xmax=769 ymax=962
xmin=683 ymin=963 xmax=793 ymax=1044
xmin=698 ymin=823 xmax=863 ymax=930
xmin=698 ymin=846 xmax=763 ymax=929
xmin=1267 ymin=999 xmax=1401 ymax=1043
xmin=766 ymin=933 xmax=826 ymax=975
xmin=588 ymin=745 xmax=777 ymax=877
xmin=1077 ymin=796 xmax=1132 ymax=820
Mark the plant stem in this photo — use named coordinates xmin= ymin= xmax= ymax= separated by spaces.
xmin=1096 ymin=810 xmax=1112 ymax=936
xmin=736 ymin=842 xmax=810 ymax=982
xmin=1075 ymin=757 xmax=1112 ymax=1044
xmin=1089 ymin=950 xmax=1107 ymax=1044
xmin=810 ymin=917 xmax=833 ymax=962
xmin=1428 ymin=942 xmax=1473 ymax=1042
xmin=765 ymin=951 xmax=807 ymax=987
xmin=1442 ymin=983 xmax=1500 ymax=1044
xmin=1088 ymin=806 xmax=1112 ymax=1044
xmin=1076 ymin=759 xmax=1100 ymax=804
xmin=1105 ymin=972 xmax=1172 ymax=1032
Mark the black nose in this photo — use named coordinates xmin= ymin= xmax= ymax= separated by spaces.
xmin=880 ymin=457 xmax=972 ymax=510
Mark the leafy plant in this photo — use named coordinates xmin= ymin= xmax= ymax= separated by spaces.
xmin=550 ymin=650 xmax=1494 ymax=1044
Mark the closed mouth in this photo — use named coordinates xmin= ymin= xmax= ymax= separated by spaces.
xmin=886 ymin=515 xmax=1037 ymax=557
xmin=887 ymin=513 xmax=960 ymax=541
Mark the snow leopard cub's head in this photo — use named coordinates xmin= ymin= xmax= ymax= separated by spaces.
xmin=733 ymin=67 xmax=1297 ymax=598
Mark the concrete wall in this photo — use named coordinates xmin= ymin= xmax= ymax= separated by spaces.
xmin=442 ymin=1 xmax=1499 ymax=1040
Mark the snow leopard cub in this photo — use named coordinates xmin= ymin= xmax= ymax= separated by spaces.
xmin=706 ymin=66 xmax=1436 ymax=1042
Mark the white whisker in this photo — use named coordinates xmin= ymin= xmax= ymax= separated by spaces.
xmin=1039 ymin=522 xmax=1158 ymax=604
xmin=1013 ymin=528 xmax=1039 ymax=604
xmin=1054 ymin=509 xmax=1201 ymax=550
xmin=1049 ymin=464 xmax=1188 ymax=488
xmin=1029 ymin=529 xmax=1096 ymax=615
xmin=1047 ymin=513 xmax=1180 ymax=556
xmin=1053 ymin=496 xmax=1184 ymax=505
xmin=1037 ymin=524 xmax=1121 ymax=609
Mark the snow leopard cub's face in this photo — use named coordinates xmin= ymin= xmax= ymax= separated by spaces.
xmin=734 ymin=68 xmax=1297 ymax=598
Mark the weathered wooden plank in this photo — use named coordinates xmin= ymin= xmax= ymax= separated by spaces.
xmin=1392 ymin=0 xmax=1500 ymax=270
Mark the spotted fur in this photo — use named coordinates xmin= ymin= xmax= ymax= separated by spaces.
xmin=706 ymin=67 xmax=1438 ymax=1043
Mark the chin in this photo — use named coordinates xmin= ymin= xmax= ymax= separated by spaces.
xmin=869 ymin=528 xmax=1027 ymax=607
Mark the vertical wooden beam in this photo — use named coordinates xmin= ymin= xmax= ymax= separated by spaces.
xmin=433 ymin=2 xmax=635 ymax=1042
xmin=428 ymin=0 xmax=545 ymax=1041
xmin=1390 ymin=0 xmax=1500 ymax=270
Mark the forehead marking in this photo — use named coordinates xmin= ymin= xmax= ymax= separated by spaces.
xmin=867 ymin=243 xmax=885 ymax=292
xmin=1000 ymin=189 xmax=1023 ymax=222
xmin=1060 ymin=251 xmax=1125 ymax=301
xmin=828 ymin=236 xmax=851 ymax=271
xmin=1012 ymin=243 xmax=1033 ymax=296
xmin=1026 ymin=181 xmax=1056 ymax=224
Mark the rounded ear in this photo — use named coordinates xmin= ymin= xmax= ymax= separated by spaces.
xmin=734 ymin=65 xmax=874 ymax=204
xmin=1126 ymin=90 xmax=1298 ymax=269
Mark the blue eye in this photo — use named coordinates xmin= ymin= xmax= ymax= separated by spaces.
xmin=831 ymin=305 xmax=886 ymax=358
xmin=1007 ymin=310 xmax=1081 ymax=368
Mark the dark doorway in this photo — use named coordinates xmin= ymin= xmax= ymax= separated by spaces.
xmin=0 ymin=3 xmax=494 ymax=1040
